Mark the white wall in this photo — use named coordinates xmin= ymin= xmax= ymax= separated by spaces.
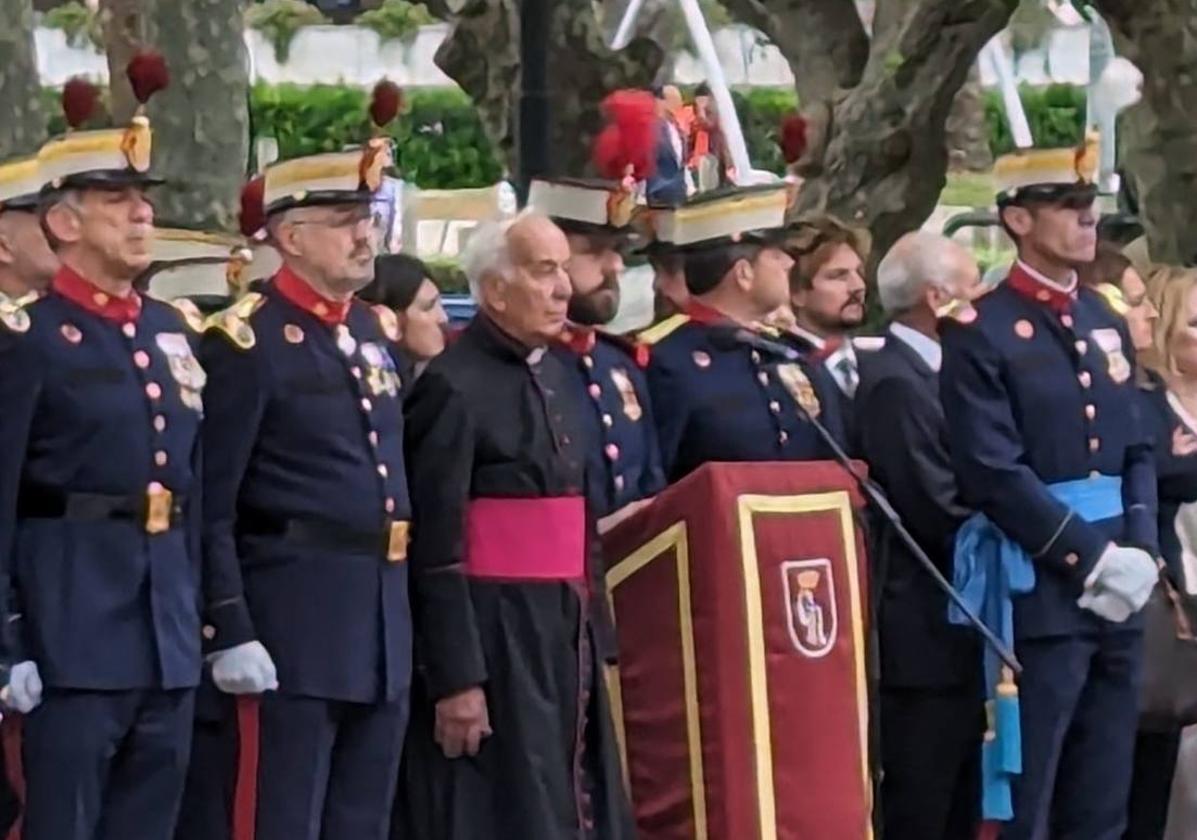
xmin=33 ymin=22 xmax=1093 ymax=90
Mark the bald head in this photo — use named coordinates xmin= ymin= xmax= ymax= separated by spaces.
xmin=0 ymin=210 xmax=58 ymax=297
xmin=876 ymin=232 xmax=980 ymax=316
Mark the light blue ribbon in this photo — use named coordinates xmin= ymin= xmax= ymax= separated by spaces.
xmin=950 ymin=475 xmax=1123 ymax=821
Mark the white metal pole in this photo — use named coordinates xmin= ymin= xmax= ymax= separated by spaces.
xmin=981 ymin=37 xmax=1034 ymax=149
xmin=676 ymin=0 xmax=754 ymax=181
xmin=610 ymin=0 xmax=648 ymax=51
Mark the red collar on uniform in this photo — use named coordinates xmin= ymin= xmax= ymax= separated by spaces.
xmin=52 ymin=265 xmax=142 ymax=324
xmin=1005 ymin=261 xmax=1077 ymax=314
xmin=274 ymin=265 xmax=350 ymax=326
xmin=685 ymin=299 xmax=732 ymax=326
xmin=557 ymin=324 xmax=597 ymax=355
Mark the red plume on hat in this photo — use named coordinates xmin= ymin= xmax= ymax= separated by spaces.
xmin=62 ymin=77 xmax=101 ymax=130
xmin=592 ymin=89 xmax=657 ymax=181
xmin=369 ymin=80 xmax=403 ymax=130
xmin=126 ymin=50 xmax=170 ymax=107
xmin=239 ymin=175 xmax=267 ymax=239
xmin=779 ymin=113 xmax=808 ymax=165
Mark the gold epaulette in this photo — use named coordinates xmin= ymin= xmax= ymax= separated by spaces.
xmin=171 ymin=298 xmax=206 ymax=333
xmin=204 ymin=291 xmax=264 ymax=350
xmin=637 ymin=313 xmax=690 ymax=346
xmin=0 ymin=291 xmax=36 ymax=334
xmin=372 ymin=304 xmax=400 ymax=342
xmin=936 ymin=298 xmax=979 ymax=326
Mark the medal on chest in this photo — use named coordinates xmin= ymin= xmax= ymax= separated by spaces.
xmin=776 ymin=363 xmax=821 ymax=419
xmin=335 ymin=324 xmax=358 ymax=357
xmin=360 ymin=341 xmax=402 ymax=398
xmin=1089 ymin=327 xmax=1131 ymax=385
xmin=608 ymin=367 xmax=643 ymax=422
xmin=155 ymin=331 xmax=206 ymax=412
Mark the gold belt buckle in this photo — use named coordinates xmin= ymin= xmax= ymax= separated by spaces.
xmin=145 ymin=482 xmax=173 ymax=535
xmin=386 ymin=520 xmax=410 ymax=563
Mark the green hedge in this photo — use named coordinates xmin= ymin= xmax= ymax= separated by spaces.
xmin=39 ymin=82 xmax=1088 ymax=189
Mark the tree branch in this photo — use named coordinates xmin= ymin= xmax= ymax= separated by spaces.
xmin=793 ymin=0 xmax=1016 ymax=263
xmin=720 ymin=0 xmax=870 ymax=105
xmin=1092 ymin=0 xmax=1197 ymax=263
xmin=0 ymin=0 xmax=46 ymax=157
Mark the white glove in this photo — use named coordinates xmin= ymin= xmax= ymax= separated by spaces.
xmin=3 ymin=661 xmax=43 ymax=713
xmin=1077 ymin=544 xmax=1159 ymax=622
xmin=210 ymin=641 xmax=279 ymax=695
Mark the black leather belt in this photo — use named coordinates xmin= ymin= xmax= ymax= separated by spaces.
xmin=18 ymin=484 xmax=185 ymax=534
xmin=239 ymin=511 xmax=409 ymax=563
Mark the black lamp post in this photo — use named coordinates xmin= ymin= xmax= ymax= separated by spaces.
xmin=515 ymin=0 xmax=551 ymax=203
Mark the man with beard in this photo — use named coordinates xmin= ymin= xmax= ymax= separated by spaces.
xmin=643 ymin=185 xmax=847 ymax=481
xmin=782 ymin=217 xmax=872 ymax=449
xmin=0 ymin=64 xmax=260 ymax=839
xmin=399 ymin=212 xmax=634 ymax=840
xmin=528 ymin=178 xmax=665 ymax=525
xmin=940 ymin=134 xmax=1157 ymax=838
xmin=195 ymin=134 xmax=410 ymax=840
xmin=783 ymin=217 xmax=871 ymax=394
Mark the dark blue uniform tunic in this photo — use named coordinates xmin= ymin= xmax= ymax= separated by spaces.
xmin=940 ymin=263 xmax=1157 ymax=840
xmin=552 ymin=327 xmax=665 ymax=518
xmin=644 ymin=302 xmax=846 ymax=481
xmin=182 ymin=266 xmax=412 ymax=840
xmin=0 ymin=266 xmax=250 ymax=840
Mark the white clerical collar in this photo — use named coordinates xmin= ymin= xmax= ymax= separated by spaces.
xmin=889 ymin=322 xmax=942 ymax=373
xmin=1016 ymin=259 xmax=1077 ymax=294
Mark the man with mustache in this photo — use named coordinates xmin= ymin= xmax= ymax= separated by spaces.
xmin=643 ymin=185 xmax=847 ymax=481
xmin=528 ymin=178 xmax=665 ymax=527
xmin=940 ymin=134 xmax=1157 ymax=839
xmin=195 ymin=138 xmax=410 ymax=840
xmin=0 ymin=68 xmax=260 ymax=840
xmin=783 ymin=217 xmax=871 ymax=394
xmin=398 ymin=213 xmax=633 ymax=840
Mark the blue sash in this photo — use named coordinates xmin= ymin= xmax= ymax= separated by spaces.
xmin=949 ymin=475 xmax=1123 ymax=821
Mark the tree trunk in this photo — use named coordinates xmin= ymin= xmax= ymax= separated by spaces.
xmin=427 ymin=0 xmax=664 ymax=176
xmin=791 ymin=0 xmax=1016 ymax=265
xmin=0 ymin=0 xmax=47 ymax=157
xmin=99 ymin=0 xmax=146 ymax=125
xmin=143 ymin=0 xmax=250 ymax=231
xmin=945 ymin=62 xmax=993 ymax=172
xmin=720 ymin=0 xmax=870 ymax=106
xmin=1095 ymin=0 xmax=1197 ymax=265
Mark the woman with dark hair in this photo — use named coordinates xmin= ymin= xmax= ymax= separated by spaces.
xmin=359 ymin=253 xmax=448 ymax=378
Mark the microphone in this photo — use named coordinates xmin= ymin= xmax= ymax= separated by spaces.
xmin=705 ymin=322 xmax=1024 ymax=674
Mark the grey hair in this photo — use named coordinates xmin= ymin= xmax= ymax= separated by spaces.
xmin=461 ymin=210 xmax=534 ymax=300
xmin=876 ymin=231 xmax=972 ymax=315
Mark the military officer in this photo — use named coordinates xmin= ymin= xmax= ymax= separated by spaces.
xmin=0 ymin=154 xmax=57 ymax=307
xmin=643 ymin=185 xmax=847 ymax=481
xmin=0 ymin=152 xmax=59 ymax=838
xmin=527 ymin=178 xmax=665 ymax=524
xmin=940 ymin=133 xmax=1158 ymax=839
xmin=0 ymin=64 xmax=262 ymax=840
xmin=197 ymin=125 xmax=411 ymax=840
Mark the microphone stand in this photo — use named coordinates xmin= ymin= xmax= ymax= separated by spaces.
xmin=729 ymin=329 xmax=1023 ymax=675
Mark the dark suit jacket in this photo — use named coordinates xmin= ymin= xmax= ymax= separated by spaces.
xmin=855 ymin=334 xmax=980 ymax=689
xmin=646 ymin=119 xmax=687 ymax=207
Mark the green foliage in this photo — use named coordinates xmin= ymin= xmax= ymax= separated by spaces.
xmin=357 ymin=0 xmax=435 ymax=43
xmin=36 ymin=80 xmax=1089 ymax=191
xmin=1007 ymin=0 xmax=1056 ymax=55
xmin=250 ymin=84 xmax=504 ymax=189
xmin=245 ymin=0 xmax=328 ymax=62
xmin=42 ymin=1 xmax=103 ymax=50
xmin=424 ymin=257 xmax=468 ymax=294
xmin=985 ymin=83 xmax=1086 ymax=157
